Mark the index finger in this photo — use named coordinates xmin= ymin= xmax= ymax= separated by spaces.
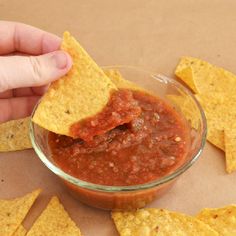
xmin=0 ymin=21 xmax=61 ymax=55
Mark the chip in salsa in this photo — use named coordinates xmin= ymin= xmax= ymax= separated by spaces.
xmin=33 ymin=32 xmax=142 ymax=141
xmin=49 ymin=87 xmax=190 ymax=186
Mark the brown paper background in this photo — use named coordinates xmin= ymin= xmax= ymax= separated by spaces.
xmin=0 ymin=0 xmax=236 ymax=235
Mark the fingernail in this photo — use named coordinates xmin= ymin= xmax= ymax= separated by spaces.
xmin=52 ymin=51 xmax=69 ymax=69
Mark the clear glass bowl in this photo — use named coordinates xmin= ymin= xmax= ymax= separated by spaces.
xmin=30 ymin=66 xmax=207 ymax=210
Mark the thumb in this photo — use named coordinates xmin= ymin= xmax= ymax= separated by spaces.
xmin=0 ymin=51 xmax=72 ymax=92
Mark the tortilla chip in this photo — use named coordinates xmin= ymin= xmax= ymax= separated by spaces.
xmin=0 ymin=189 xmax=40 ymax=236
xmin=32 ymin=31 xmax=116 ymax=137
xmin=112 ymin=208 xmax=218 ymax=236
xmin=104 ymin=69 xmax=144 ymax=91
xmin=224 ymin=128 xmax=236 ymax=173
xmin=196 ymin=205 xmax=236 ymax=235
xmin=175 ymin=57 xmax=236 ymax=173
xmin=196 ymin=93 xmax=236 ymax=152
xmin=167 ymin=94 xmax=199 ymax=129
xmin=0 ymin=117 xmax=32 ymax=152
xmin=195 ymin=93 xmax=226 ymax=151
xmin=175 ymin=58 xmax=198 ymax=93
xmin=196 ymin=92 xmax=236 ymax=172
xmin=206 ymin=128 xmax=225 ymax=151
xmin=175 ymin=57 xmax=236 ymax=95
xmin=13 ymin=225 xmax=27 ymax=236
xmin=26 ymin=196 xmax=82 ymax=236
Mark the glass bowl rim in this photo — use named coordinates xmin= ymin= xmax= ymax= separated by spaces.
xmin=29 ymin=65 xmax=207 ymax=192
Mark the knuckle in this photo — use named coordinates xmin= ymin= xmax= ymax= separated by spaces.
xmin=29 ymin=56 xmax=43 ymax=85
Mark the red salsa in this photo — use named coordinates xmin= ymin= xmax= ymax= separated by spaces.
xmin=70 ymin=89 xmax=141 ymax=141
xmin=49 ymin=90 xmax=190 ymax=186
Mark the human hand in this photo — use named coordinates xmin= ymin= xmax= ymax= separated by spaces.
xmin=0 ymin=21 xmax=72 ymax=123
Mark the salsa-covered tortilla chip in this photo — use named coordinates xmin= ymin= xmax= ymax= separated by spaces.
xmin=0 ymin=70 xmax=143 ymax=152
xmin=196 ymin=205 xmax=236 ymax=235
xmin=0 ymin=117 xmax=32 ymax=152
xmin=32 ymin=32 xmax=117 ymax=137
xmin=26 ymin=196 xmax=82 ymax=236
xmin=175 ymin=57 xmax=236 ymax=95
xmin=0 ymin=189 xmax=40 ymax=236
xmin=13 ymin=225 xmax=27 ymax=236
xmin=112 ymin=208 xmax=218 ymax=236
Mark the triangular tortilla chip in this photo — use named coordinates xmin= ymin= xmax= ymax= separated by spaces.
xmin=196 ymin=93 xmax=236 ymax=153
xmin=13 ymin=225 xmax=27 ymax=236
xmin=0 ymin=117 xmax=32 ymax=152
xmin=112 ymin=208 xmax=218 ymax=235
xmin=0 ymin=189 xmax=40 ymax=236
xmin=175 ymin=57 xmax=236 ymax=173
xmin=196 ymin=205 xmax=236 ymax=235
xmin=104 ymin=69 xmax=144 ymax=92
xmin=175 ymin=57 xmax=236 ymax=95
xmin=175 ymin=58 xmax=198 ymax=93
xmin=26 ymin=196 xmax=82 ymax=236
xmin=32 ymin=31 xmax=117 ymax=137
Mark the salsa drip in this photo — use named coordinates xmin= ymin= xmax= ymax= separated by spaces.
xmin=70 ymin=89 xmax=141 ymax=141
xmin=49 ymin=90 xmax=190 ymax=186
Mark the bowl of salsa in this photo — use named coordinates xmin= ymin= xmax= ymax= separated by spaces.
xmin=30 ymin=66 xmax=207 ymax=210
